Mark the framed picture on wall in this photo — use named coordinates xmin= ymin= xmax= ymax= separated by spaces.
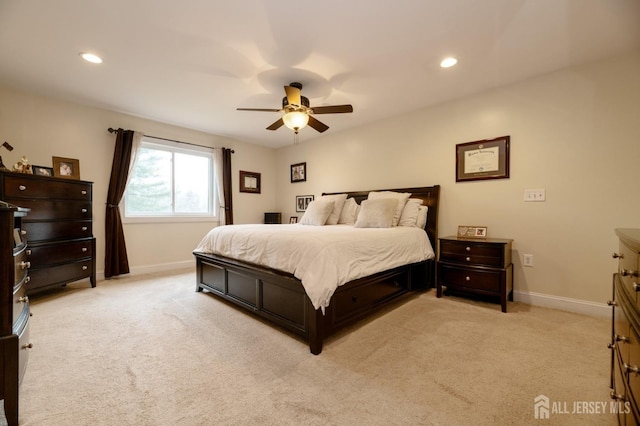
xmin=291 ymin=162 xmax=306 ymax=183
xmin=239 ymin=170 xmax=261 ymax=193
xmin=456 ymin=136 xmax=510 ymax=182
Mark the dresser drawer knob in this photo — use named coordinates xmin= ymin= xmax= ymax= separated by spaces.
xmin=82 ymin=208 xmax=88 ymax=213
xmin=624 ymin=363 xmax=640 ymax=375
xmin=25 ymin=276 xmax=30 ymax=283
xmin=20 ymin=261 xmax=30 ymax=269
xmin=18 ymin=185 xmax=26 ymax=191
xmin=465 ymin=257 xmax=471 ymax=262
xmin=18 ymin=296 xmax=29 ymax=303
xmin=465 ymin=246 xmax=471 ymax=252
xmin=26 ymin=249 xmax=31 ymax=256
xmin=465 ymin=276 xmax=471 ymax=281
xmin=81 ymin=190 xmax=87 ymax=195
xmin=633 ymin=282 xmax=640 ymax=292
xmin=82 ymin=265 xmax=88 ymax=271
xmin=82 ymin=247 xmax=88 ymax=252
xmin=612 ymin=252 xmax=624 ymax=259
xmin=615 ymin=334 xmax=629 ymax=343
xmin=608 ymin=342 xmax=615 ymax=349
xmin=607 ymin=300 xmax=617 ymax=306
xmin=21 ymin=343 xmax=33 ymax=350
xmin=20 ymin=230 xmax=27 ymax=236
xmin=610 ymin=390 xmax=625 ymax=402
xmin=622 ymin=269 xmax=638 ymax=277
xmin=82 ymin=226 xmax=88 ymax=231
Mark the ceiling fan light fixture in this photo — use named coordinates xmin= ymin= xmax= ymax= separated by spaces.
xmin=283 ymin=110 xmax=309 ymax=133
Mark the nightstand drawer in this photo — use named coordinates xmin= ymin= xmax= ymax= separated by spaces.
xmin=440 ymin=239 xmax=507 ymax=267
xmin=438 ymin=263 xmax=501 ymax=292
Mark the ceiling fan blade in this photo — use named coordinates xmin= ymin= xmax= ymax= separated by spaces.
xmin=307 ymin=115 xmax=329 ymax=133
xmin=266 ymin=118 xmax=284 ymax=131
xmin=284 ymin=85 xmax=302 ymax=106
xmin=311 ymin=104 xmax=353 ymax=114
xmin=237 ymin=108 xmax=280 ymax=112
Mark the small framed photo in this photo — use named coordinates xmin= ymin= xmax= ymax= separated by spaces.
xmin=289 ymin=216 xmax=298 ymax=224
xmin=52 ymin=156 xmax=80 ymax=180
xmin=291 ymin=162 xmax=307 ymax=183
xmin=239 ymin=170 xmax=261 ymax=193
xmin=32 ymin=165 xmax=54 ymax=177
xmin=456 ymin=136 xmax=510 ymax=182
xmin=457 ymin=226 xmax=488 ymax=239
xmin=296 ymin=195 xmax=314 ymax=212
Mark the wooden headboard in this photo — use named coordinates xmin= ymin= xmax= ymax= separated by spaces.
xmin=323 ymin=185 xmax=440 ymax=251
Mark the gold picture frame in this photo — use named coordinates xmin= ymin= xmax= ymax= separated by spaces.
xmin=52 ymin=156 xmax=80 ymax=180
xmin=457 ymin=226 xmax=488 ymax=239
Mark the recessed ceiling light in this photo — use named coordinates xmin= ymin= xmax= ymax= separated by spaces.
xmin=80 ymin=52 xmax=103 ymax=64
xmin=440 ymin=57 xmax=458 ymax=68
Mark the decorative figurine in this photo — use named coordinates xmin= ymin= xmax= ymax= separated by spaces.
xmin=13 ymin=155 xmax=33 ymax=174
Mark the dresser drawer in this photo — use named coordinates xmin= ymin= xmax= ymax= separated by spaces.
xmin=22 ymin=220 xmax=92 ymax=242
xmin=6 ymin=198 xmax=91 ymax=221
xmin=440 ymin=239 xmax=507 ymax=267
xmin=438 ymin=263 xmax=501 ymax=293
xmin=3 ymin=175 xmax=91 ymax=200
xmin=27 ymin=239 xmax=93 ymax=266
xmin=27 ymin=259 xmax=93 ymax=291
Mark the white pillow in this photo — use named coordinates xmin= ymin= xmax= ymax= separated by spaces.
xmin=367 ymin=191 xmax=411 ymax=226
xmin=338 ymin=197 xmax=358 ymax=225
xmin=354 ymin=198 xmax=397 ymax=228
xmin=416 ymin=206 xmax=429 ymax=229
xmin=319 ymin=193 xmax=348 ymax=225
xmin=398 ymin=198 xmax=424 ymax=227
xmin=299 ymin=200 xmax=335 ymax=226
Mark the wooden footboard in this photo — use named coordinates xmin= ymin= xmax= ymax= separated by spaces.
xmin=195 ymin=252 xmax=433 ymax=354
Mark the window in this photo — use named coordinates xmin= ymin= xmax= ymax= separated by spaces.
xmin=124 ymin=137 xmax=216 ymax=222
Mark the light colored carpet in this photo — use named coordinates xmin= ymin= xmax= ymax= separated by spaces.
xmin=18 ymin=269 xmax=615 ymax=425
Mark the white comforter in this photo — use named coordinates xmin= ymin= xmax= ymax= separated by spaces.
xmin=194 ymin=224 xmax=435 ymax=311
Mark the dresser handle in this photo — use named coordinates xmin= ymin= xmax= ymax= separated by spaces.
xmin=607 ymin=300 xmax=617 ymax=306
xmin=81 ymin=190 xmax=87 ymax=195
xmin=21 ymin=343 xmax=33 ymax=350
xmin=465 ymin=246 xmax=471 ymax=252
xmin=18 ymin=296 xmax=29 ymax=303
xmin=82 ymin=247 xmax=88 ymax=252
xmin=613 ymin=252 xmax=624 ymax=259
xmin=18 ymin=185 xmax=26 ymax=191
xmin=25 ymin=276 xmax=30 ymax=283
xmin=20 ymin=230 xmax=26 ymax=236
xmin=615 ymin=334 xmax=629 ymax=343
xmin=634 ymin=283 xmax=640 ymax=292
xmin=20 ymin=261 xmax=30 ymax=269
xmin=608 ymin=342 xmax=615 ymax=349
xmin=82 ymin=265 xmax=88 ymax=271
xmin=624 ymin=363 xmax=640 ymax=375
xmin=82 ymin=208 xmax=88 ymax=213
xmin=26 ymin=249 xmax=31 ymax=256
xmin=465 ymin=276 xmax=471 ymax=281
xmin=621 ymin=269 xmax=638 ymax=277
xmin=610 ymin=390 xmax=625 ymax=401
xmin=82 ymin=226 xmax=88 ymax=231
xmin=465 ymin=257 xmax=471 ymax=262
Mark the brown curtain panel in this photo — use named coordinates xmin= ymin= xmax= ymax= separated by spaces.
xmin=105 ymin=129 xmax=135 ymax=278
xmin=222 ymin=147 xmax=233 ymax=224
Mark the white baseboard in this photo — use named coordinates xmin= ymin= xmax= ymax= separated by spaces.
xmin=96 ymin=260 xmax=195 ymax=282
xmin=514 ymin=290 xmax=611 ymax=318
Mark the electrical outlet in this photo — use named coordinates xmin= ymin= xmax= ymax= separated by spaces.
xmin=524 ymin=188 xmax=546 ymax=202
xmin=523 ymin=254 xmax=534 ymax=267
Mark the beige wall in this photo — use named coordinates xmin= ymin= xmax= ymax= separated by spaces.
xmin=275 ymin=51 xmax=640 ymax=309
xmin=0 ymin=87 xmax=278 ymax=276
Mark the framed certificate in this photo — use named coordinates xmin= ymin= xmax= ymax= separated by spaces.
xmin=456 ymin=136 xmax=510 ymax=182
xmin=239 ymin=170 xmax=261 ymax=193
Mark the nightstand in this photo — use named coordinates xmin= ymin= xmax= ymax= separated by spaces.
xmin=437 ymin=236 xmax=513 ymax=312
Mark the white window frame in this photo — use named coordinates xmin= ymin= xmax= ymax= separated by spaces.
xmin=122 ymin=137 xmax=217 ymax=224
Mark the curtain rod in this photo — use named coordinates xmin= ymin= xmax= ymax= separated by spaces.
xmin=107 ymin=128 xmax=234 ymax=153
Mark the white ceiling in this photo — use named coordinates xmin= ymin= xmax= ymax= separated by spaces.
xmin=1 ymin=0 xmax=639 ymax=149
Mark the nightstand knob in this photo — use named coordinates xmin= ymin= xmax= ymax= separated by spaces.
xmin=634 ymin=282 xmax=640 ymax=292
xmin=82 ymin=226 xmax=88 ymax=231
xmin=607 ymin=300 xmax=617 ymax=306
xmin=21 ymin=343 xmax=33 ymax=350
xmin=613 ymin=252 xmax=624 ymax=259
xmin=81 ymin=208 xmax=88 ymax=213
xmin=624 ymin=363 xmax=640 ymax=374
xmin=18 ymin=185 xmax=26 ymax=191
xmin=465 ymin=257 xmax=471 ymax=262
xmin=465 ymin=276 xmax=471 ymax=281
xmin=610 ymin=390 xmax=625 ymax=402
xmin=465 ymin=246 xmax=471 ymax=252
xmin=82 ymin=265 xmax=88 ymax=271
xmin=81 ymin=190 xmax=87 ymax=195
xmin=622 ymin=269 xmax=638 ymax=277
xmin=615 ymin=334 xmax=629 ymax=343
xmin=82 ymin=247 xmax=88 ymax=252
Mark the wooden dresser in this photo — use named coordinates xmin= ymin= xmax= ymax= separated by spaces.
xmin=610 ymin=228 xmax=640 ymax=423
xmin=1 ymin=202 xmax=32 ymax=425
xmin=437 ymin=236 xmax=513 ymax=312
xmin=0 ymin=171 xmax=95 ymax=294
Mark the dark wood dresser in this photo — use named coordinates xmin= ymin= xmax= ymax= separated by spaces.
xmin=437 ymin=236 xmax=513 ymax=312
xmin=1 ymin=202 xmax=32 ymax=425
xmin=610 ymin=228 xmax=640 ymax=423
xmin=0 ymin=171 xmax=95 ymax=294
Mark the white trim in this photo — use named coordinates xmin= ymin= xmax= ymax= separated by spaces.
xmin=513 ymin=290 xmax=611 ymax=318
xmin=96 ymin=260 xmax=195 ymax=281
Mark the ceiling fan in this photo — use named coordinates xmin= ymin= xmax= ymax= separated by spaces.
xmin=237 ymin=82 xmax=353 ymax=134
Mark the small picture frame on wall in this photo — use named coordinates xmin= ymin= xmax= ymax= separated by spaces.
xmin=456 ymin=136 xmax=510 ymax=182
xmin=291 ymin=162 xmax=307 ymax=183
xmin=239 ymin=170 xmax=261 ymax=193
xmin=296 ymin=195 xmax=314 ymax=212
xmin=289 ymin=216 xmax=298 ymax=224
xmin=52 ymin=156 xmax=80 ymax=180
xmin=32 ymin=165 xmax=54 ymax=177
xmin=457 ymin=226 xmax=488 ymax=239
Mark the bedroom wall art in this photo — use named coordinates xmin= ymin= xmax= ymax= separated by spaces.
xmin=239 ymin=170 xmax=261 ymax=193
xmin=456 ymin=136 xmax=510 ymax=182
xmin=291 ymin=162 xmax=306 ymax=183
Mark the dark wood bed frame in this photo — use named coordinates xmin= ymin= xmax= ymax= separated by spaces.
xmin=194 ymin=185 xmax=440 ymax=354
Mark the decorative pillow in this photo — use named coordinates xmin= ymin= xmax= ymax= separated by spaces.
xmin=367 ymin=191 xmax=411 ymax=226
xmin=354 ymin=198 xmax=398 ymax=228
xmin=416 ymin=206 xmax=429 ymax=229
xmin=318 ymin=193 xmax=348 ymax=225
xmin=398 ymin=198 xmax=424 ymax=227
xmin=338 ymin=197 xmax=358 ymax=225
xmin=299 ymin=200 xmax=335 ymax=226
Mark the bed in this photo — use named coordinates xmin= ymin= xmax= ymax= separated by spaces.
xmin=193 ymin=185 xmax=440 ymax=354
